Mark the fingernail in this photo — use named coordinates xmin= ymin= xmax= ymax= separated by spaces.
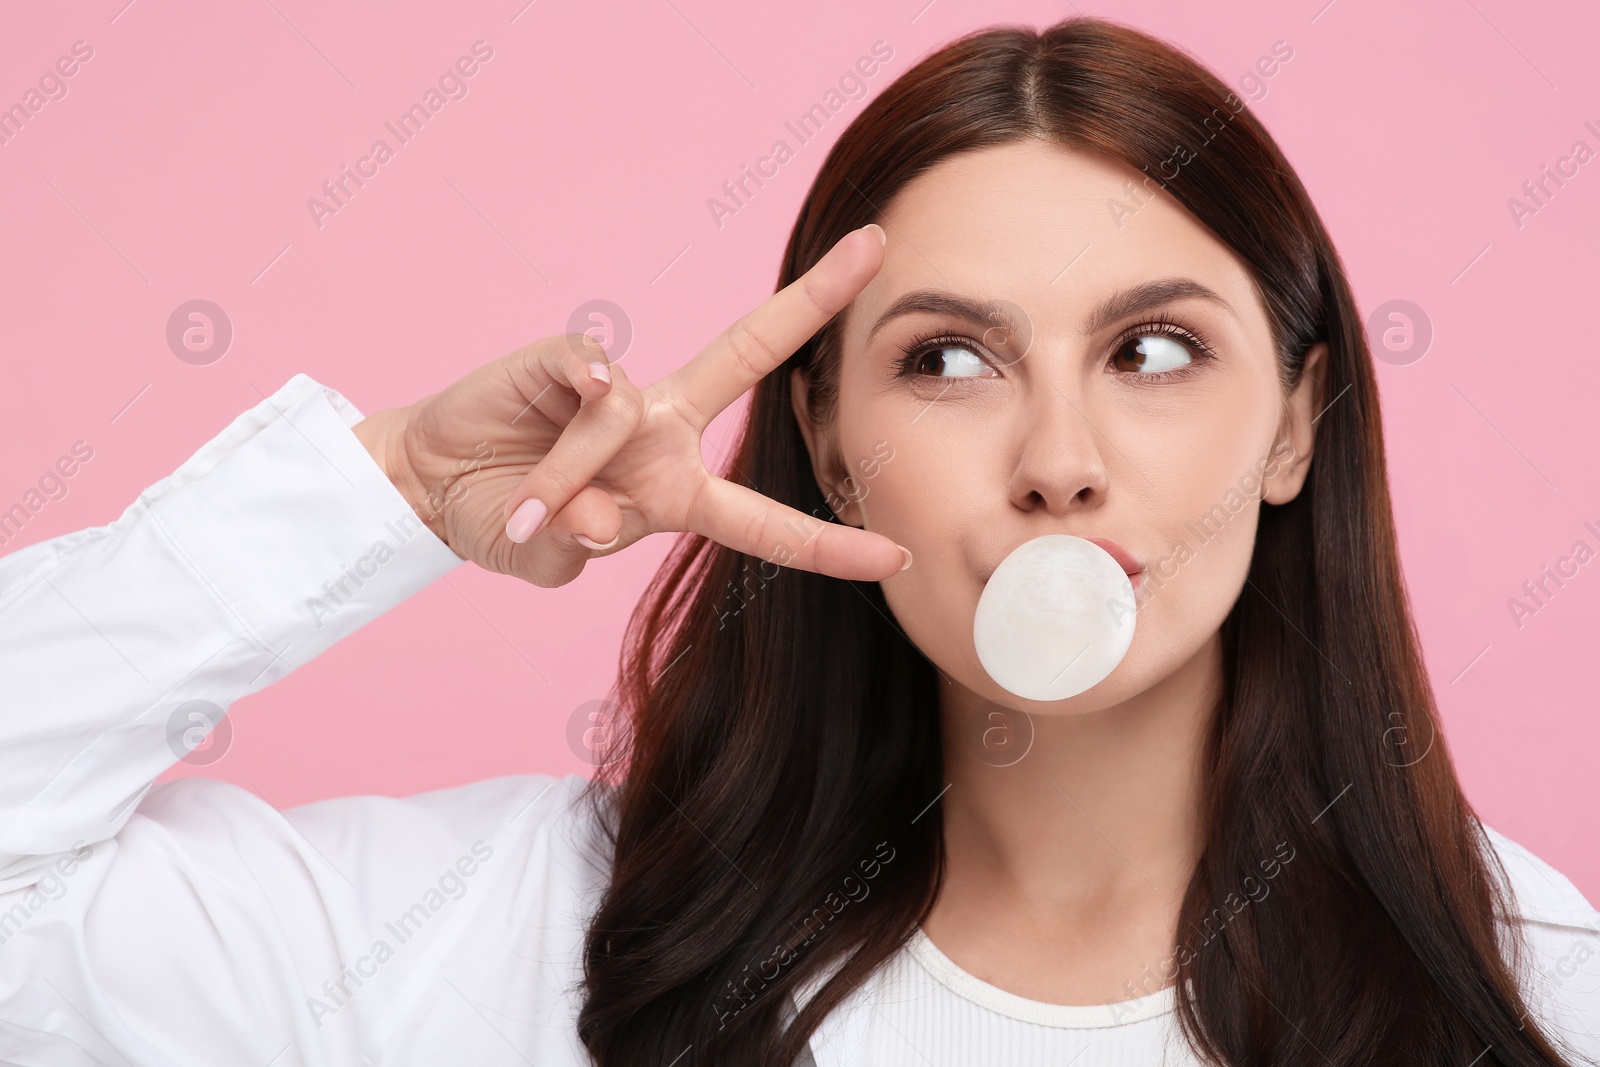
xmin=588 ymin=361 xmax=611 ymax=384
xmin=506 ymin=498 xmax=548 ymax=543
xmin=863 ymin=223 xmax=887 ymax=246
xmin=576 ymin=532 xmax=620 ymax=551
xmin=898 ymin=545 xmax=913 ymax=572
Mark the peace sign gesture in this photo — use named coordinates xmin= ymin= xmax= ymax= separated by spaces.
xmin=352 ymin=223 xmax=911 ymax=589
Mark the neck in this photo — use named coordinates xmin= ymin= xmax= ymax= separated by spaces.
xmin=927 ymin=630 xmax=1223 ymax=957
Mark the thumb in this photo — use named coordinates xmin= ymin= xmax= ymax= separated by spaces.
xmin=502 ymin=484 xmax=627 ymax=588
xmin=541 ymin=485 xmax=626 ymax=554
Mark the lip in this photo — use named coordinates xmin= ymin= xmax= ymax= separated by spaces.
xmin=1080 ymin=537 xmax=1144 ymax=584
xmin=983 ymin=535 xmax=1145 ymax=590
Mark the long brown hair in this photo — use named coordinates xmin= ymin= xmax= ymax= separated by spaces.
xmin=576 ymin=17 xmax=1580 ymax=1066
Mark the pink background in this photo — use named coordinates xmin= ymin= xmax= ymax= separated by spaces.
xmin=1 ymin=0 xmax=1595 ymax=904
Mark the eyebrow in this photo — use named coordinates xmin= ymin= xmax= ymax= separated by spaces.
xmin=865 ymin=278 xmax=1235 ymax=342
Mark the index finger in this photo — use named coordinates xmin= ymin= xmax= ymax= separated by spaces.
xmin=662 ymin=223 xmax=886 ymax=430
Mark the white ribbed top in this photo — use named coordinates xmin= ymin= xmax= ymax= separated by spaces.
xmin=862 ymin=928 xmax=1191 ymax=1065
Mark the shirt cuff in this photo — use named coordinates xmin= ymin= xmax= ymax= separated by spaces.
xmin=150 ymin=372 xmax=466 ymax=649
xmin=0 ymin=373 xmax=464 ymax=871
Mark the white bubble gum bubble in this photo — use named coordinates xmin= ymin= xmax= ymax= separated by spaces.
xmin=973 ymin=534 xmax=1137 ymax=702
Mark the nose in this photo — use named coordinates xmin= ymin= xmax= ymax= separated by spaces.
xmin=1007 ymin=377 xmax=1111 ymax=515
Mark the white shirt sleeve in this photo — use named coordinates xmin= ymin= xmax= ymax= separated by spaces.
xmin=0 ymin=373 xmax=467 ymax=878
xmin=1482 ymin=825 xmax=1600 ymax=1063
xmin=0 ymin=374 xmax=582 ymax=1065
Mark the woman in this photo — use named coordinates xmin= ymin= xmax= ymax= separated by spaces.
xmin=0 ymin=14 xmax=1595 ymax=1067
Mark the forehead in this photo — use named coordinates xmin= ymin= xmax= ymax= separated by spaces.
xmin=852 ymin=139 xmax=1267 ymax=340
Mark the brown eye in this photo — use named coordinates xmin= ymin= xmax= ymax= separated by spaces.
xmin=916 ymin=345 xmax=989 ymax=378
xmin=894 ymin=337 xmax=998 ymax=381
xmin=1111 ymin=332 xmax=1195 ymax=375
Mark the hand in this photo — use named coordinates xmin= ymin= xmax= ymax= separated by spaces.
xmin=353 ymin=223 xmax=911 ymax=589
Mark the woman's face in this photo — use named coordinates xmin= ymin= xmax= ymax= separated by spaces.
xmin=793 ymin=138 xmax=1323 ymax=718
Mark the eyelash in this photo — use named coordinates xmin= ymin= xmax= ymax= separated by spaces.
xmin=891 ymin=311 xmax=1219 ymax=386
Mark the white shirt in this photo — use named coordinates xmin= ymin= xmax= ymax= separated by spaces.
xmin=860 ymin=928 xmax=1180 ymax=1064
xmin=0 ymin=372 xmax=1596 ymax=1066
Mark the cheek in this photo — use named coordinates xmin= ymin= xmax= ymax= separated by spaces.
xmin=1137 ymin=491 xmax=1259 ymax=631
xmin=839 ymin=398 xmax=994 ymax=543
xmin=1117 ymin=380 xmax=1279 ymax=592
xmin=847 ymin=427 xmax=997 ymax=682
xmin=852 ymin=434 xmax=987 ymax=566
xmin=1123 ymin=439 xmax=1274 ymax=678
